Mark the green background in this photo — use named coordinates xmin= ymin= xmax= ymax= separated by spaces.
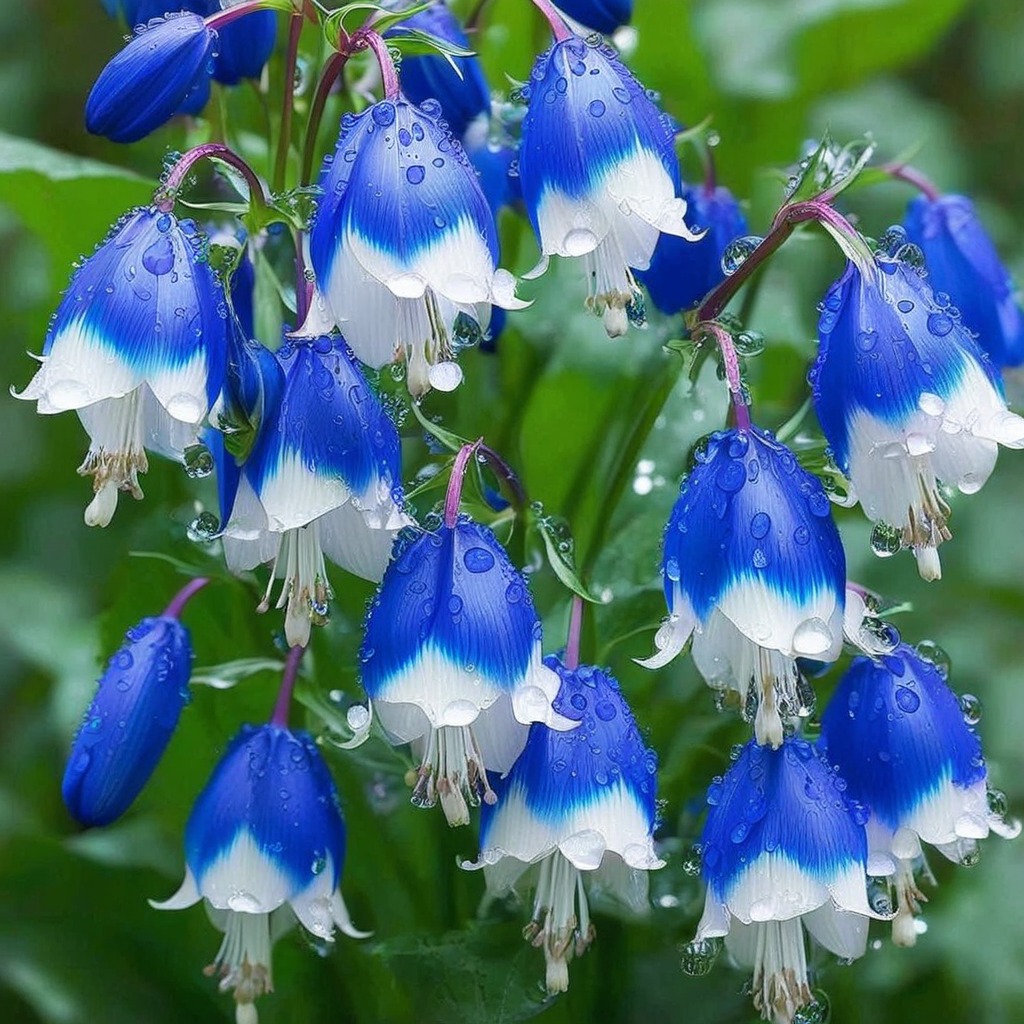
xmin=2 ymin=1 xmax=1024 ymax=1022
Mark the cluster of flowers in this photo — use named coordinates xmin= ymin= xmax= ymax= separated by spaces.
xmin=18 ymin=1 xmax=1024 ymax=1021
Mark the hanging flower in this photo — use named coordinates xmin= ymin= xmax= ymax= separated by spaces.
xmin=463 ymin=656 xmax=662 ymax=992
xmin=360 ymin=515 xmax=573 ymax=826
xmin=309 ymin=97 xmax=523 ymax=396
xmin=696 ymin=738 xmax=876 ymax=1024
xmin=13 ymin=206 xmax=228 ymax=526
xmin=555 ymin=0 xmax=632 ymax=35
xmin=518 ymin=33 xmax=697 ymax=336
xmin=153 ymin=723 xmax=366 ymax=1022
xmin=818 ymin=643 xmax=1020 ymax=945
xmin=219 ymin=336 xmax=411 ymax=648
xmin=811 ymin=242 xmax=1024 ymax=580
xmin=904 ymin=193 xmax=1024 ymax=369
xmin=640 ymin=426 xmax=846 ymax=747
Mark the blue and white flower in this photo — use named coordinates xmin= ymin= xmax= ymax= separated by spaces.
xmin=14 ymin=207 xmax=228 ymax=526
xmin=812 ymin=246 xmax=1024 ymax=581
xmin=309 ymin=97 xmax=522 ymax=395
xmin=697 ymin=738 xmax=875 ymax=1024
xmin=360 ymin=516 xmax=573 ymax=826
xmin=641 ymin=426 xmax=846 ymax=747
xmin=463 ymin=657 xmax=662 ymax=991
xmin=63 ymin=607 xmax=194 ymax=827
xmin=518 ymin=34 xmax=697 ymax=336
xmin=904 ymin=193 xmax=1024 ymax=369
xmin=819 ymin=644 xmax=1019 ymax=945
xmin=220 ymin=336 xmax=411 ymax=648
xmin=153 ymin=723 xmax=366 ymax=1021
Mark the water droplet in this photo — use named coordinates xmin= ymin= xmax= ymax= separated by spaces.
xmin=464 ymin=547 xmax=495 ymax=573
xmin=563 ymin=227 xmax=598 ymax=256
xmin=588 ymin=99 xmax=606 ymax=117
xmin=793 ymin=618 xmax=833 ymax=657
xmin=750 ymin=512 xmax=771 ymax=539
xmin=894 ymin=686 xmax=920 ymax=713
xmin=183 ymin=442 xmax=213 ymax=479
xmin=187 ymin=511 xmax=220 ymax=543
xmin=959 ymin=692 xmax=982 ymax=725
xmin=371 ymin=102 xmax=395 ymax=126
xmin=870 ymin=522 xmax=903 ymax=558
xmin=595 ymin=699 xmax=616 ymax=721
xmin=679 ymin=937 xmax=721 ymax=977
xmin=405 ymin=165 xmax=425 ymax=185
xmin=915 ymin=640 xmax=951 ymax=677
xmin=721 ymin=235 xmax=763 ymax=276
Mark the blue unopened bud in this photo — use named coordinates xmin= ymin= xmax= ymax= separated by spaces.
xmin=62 ymin=613 xmax=194 ymax=827
xmin=86 ymin=13 xmax=216 ymax=143
xmin=556 ymin=0 xmax=632 ymax=35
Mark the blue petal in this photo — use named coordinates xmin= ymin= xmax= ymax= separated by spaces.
xmin=86 ymin=13 xmax=215 ymax=143
xmin=46 ymin=207 xmax=228 ymax=406
xmin=662 ymin=427 xmax=845 ymax=620
xmin=482 ymin=657 xmax=658 ymax=841
xmin=391 ymin=6 xmax=490 ymax=138
xmin=185 ymin=724 xmax=347 ymax=893
xmin=701 ymin=737 xmax=868 ymax=898
xmin=361 ymin=518 xmax=541 ymax=695
xmin=210 ymin=9 xmax=277 ymax=84
xmin=519 ymin=36 xmax=677 ymax=226
xmin=464 ymin=131 xmax=519 ymax=217
xmin=818 ymin=644 xmax=985 ymax=832
xmin=62 ymin=616 xmax=192 ymax=827
xmin=557 ymin=0 xmax=632 ymax=34
xmin=310 ymin=99 xmax=498 ymax=285
xmin=811 ymin=255 xmax=1001 ymax=473
xmin=229 ymin=249 xmax=256 ymax=341
xmin=637 ymin=184 xmax=747 ymax=314
xmin=904 ymin=194 xmax=1024 ymax=369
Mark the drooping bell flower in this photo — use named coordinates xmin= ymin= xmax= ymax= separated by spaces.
xmin=637 ymin=183 xmax=747 ymax=315
xmin=819 ymin=644 xmax=1019 ymax=946
xmin=86 ymin=12 xmax=217 ymax=143
xmin=640 ymin=426 xmax=846 ymax=747
xmin=518 ymin=33 xmax=697 ymax=337
xmin=904 ymin=193 xmax=1024 ymax=369
xmin=390 ymin=3 xmax=491 ymax=139
xmin=360 ymin=515 xmax=573 ymax=826
xmin=220 ymin=336 xmax=411 ymax=648
xmin=14 ymin=206 xmax=228 ymax=526
xmin=811 ymin=241 xmax=1024 ymax=581
xmin=309 ymin=97 xmax=523 ymax=396
xmin=153 ymin=723 xmax=366 ymax=1021
xmin=463 ymin=657 xmax=662 ymax=992
xmin=696 ymin=738 xmax=876 ymax=1024
xmin=62 ymin=579 xmax=205 ymax=827
xmin=555 ymin=0 xmax=632 ymax=35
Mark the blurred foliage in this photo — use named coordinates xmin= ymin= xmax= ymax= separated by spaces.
xmin=3 ymin=1 xmax=1024 ymax=1023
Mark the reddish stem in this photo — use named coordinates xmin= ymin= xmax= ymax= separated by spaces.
xmin=565 ymin=596 xmax=584 ymax=670
xmin=698 ymin=322 xmax=751 ymax=431
xmin=162 ymin=577 xmax=210 ymax=619
xmin=479 ymin=443 xmax=528 ymax=512
xmin=157 ymin=143 xmax=269 ymax=211
xmin=361 ymin=30 xmax=401 ymax=100
xmin=273 ymin=11 xmax=305 ymax=193
xmin=301 ymin=49 xmax=351 ymax=186
xmin=882 ymin=162 xmax=942 ymax=202
xmin=444 ymin=439 xmax=483 ymax=528
xmin=205 ymin=0 xmax=276 ymax=32
xmin=530 ymin=0 xmax=574 ymax=40
xmin=271 ymin=644 xmax=306 ymax=727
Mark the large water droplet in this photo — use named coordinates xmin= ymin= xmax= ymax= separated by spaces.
xmin=870 ymin=522 xmax=903 ymax=558
xmin=563 ymin=227 xmax=598 ymax=256
xmin=721 ymin=235 xmax=763 ymax=276
xmin=142 ymin=235 xmax=175 ymax=276
xmin=183 ymin=442 xmax=213 ymax=479
xmin=894 ymin=686 xmax=920 ymax=713
xmin=679 ymin=938 xmax=721 ymax=977
xmin=464 ymin=547 xmax=495 ymax=573
xmin=793 ymin=618 xmax=833 ymax=657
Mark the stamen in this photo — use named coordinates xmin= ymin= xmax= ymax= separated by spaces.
xmin=410 ymin=725 xmax=495 ymax=826
xmin=891 ymin=857 xmax=927 ymax=948
xmin=748 ymin=918 xmax=813 ymax=1023
xmin=257 ymin=524 xmax=333 ymax=647
xmin=206 ymin=911 xmax=273 ymax=1018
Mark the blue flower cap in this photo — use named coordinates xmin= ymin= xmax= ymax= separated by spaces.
xmin=637 ymin=184 xmax=747 ymax=315
xmin=818 ymin=644 xmax=1009 ymax=867
xmin=697 ymin=737 xmax=872 ymax=941
xmin=463 ymin=123 xmax=520 ymax=218
xmin=63 ymin=615 xmax=192 ymax=827
xmin=518 ymin=35 xmax=692 ymax=334
xmin=557 ymin=0 xmax=632 ymax=34
xmin=390 ymin=5 xmax=490 ymax=139
xmin=811 ymin=251 xmax=1024 ymax=579
xmin=474 ymin=657 xmax=663 ymax=871
xmin=904 ymin=194 xmax=1024 ymax=369
xmin=86 ymin=13 xmax=216 ymax=143
xmin=310 ymin=97 xmax=515 ymax=391
xmin=229 ymin=248 xmax=256 ymax=340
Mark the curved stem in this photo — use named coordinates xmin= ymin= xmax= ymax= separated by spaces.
xmin=271 ymin=644 xmax=306 ymax=727
xmin=529 ymin=0 xmax=574 ymax=40
xmin=162 ymin=576 xmax=210 ymax=619
xmin=301 ymin=49 xmax=351 ymax=186
xmin=361 ymin=29 xmax=400 ymax=100
xmin=156 ymin=143 xmax=270 ymax=212
xmin=565 ymin=596 xmax=584 ymax=670
xmin=205 ymin=0 xmax=277 ymax=31
xmin=445 ymin=439 xmax=483 ymax=528
xmin=479 ymin=443 xmax=528 ymax=512
xmin=273 ymin=12 xmax=304 ymax=193
xmin=882 ymin=162 xmax=942 ymax=202
xmin=696 ymin=322 xmax=751 ymax=431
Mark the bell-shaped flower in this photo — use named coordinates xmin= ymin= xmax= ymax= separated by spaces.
xmin=86 ymin=13 xmax=217 ymax=143
xmin=811 ymin=244 xmax=1024 ymax=581
xmin=220 ymin=336 xmax=411 ymax=648
xmin=309 ymin=97 xmax=523 ymax=396
xmin=638 ymin=183 xmax=747 ymax=315
xmin=819 ymin=644 xmax=1019 ymax=945
xmin=62 ymin=592 xmax=199 ymax=827
xmin=463 ymin=657 xmax=662 ymax=992
xmin=518 ymin=34 xmax=697 ymax=337
xmin=904 ymin=193 xmax=1024 ymax=369
xmin=640 ymin=426 xmax=846 ymax=747
xmin=14 ymin=207 xmax=228 ymax=526
xmin=153 ymin=723 xmax=365 ymax=1021
xmin=697 ymin=738 xmax=875 ymax=1024
xmin=556 ymin=0 xmax=632 ymax=35
xmin=360 ymin=515 xmax=573 ymax=826
xmin=390 ymin=4 xmax=491 ymax=139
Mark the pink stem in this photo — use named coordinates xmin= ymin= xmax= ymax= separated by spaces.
xmin=205 ymin=0 xmax=276 ymax=32
xmin=565 ymin=595 xmax=584 ymax=670
xmin=882 ymin=162 xmax=942 ymax=202
xmin=361 ymin=30 xmax=401 ymax=100
xmin=162 ymin=577 xmax=210 ymax=619
xmin=479 ymin=442 xmax=527 ymax=511
xmin=301 ymin=49 xmax=351 ymax=186
xmin=157 ymin=143 xmax=270 ymax=211
xmin=529 ymin=0 xmax=574 ymax=40
xmin=444 ymin=439 xmax=483 ymax=528
xmin=698 ymin=322 xmax=751 ymax=431
xmin=271 ymin=644 xmax=306 ymax=727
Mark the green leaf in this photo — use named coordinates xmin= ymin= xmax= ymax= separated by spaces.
xmin=532 ymin=512 xmax=601 ymax=603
